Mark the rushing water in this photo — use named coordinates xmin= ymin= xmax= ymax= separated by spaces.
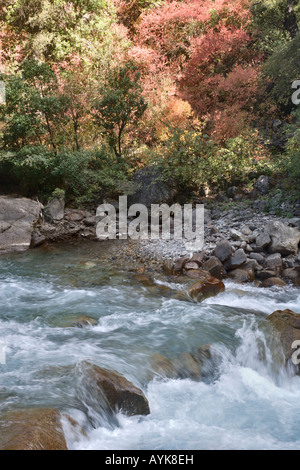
xmin=1 ymin=241 xmax=300 ymax=450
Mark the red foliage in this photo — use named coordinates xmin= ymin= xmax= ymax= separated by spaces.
xmin=134 ymin=0 xmax=261 ymax=141
xmin=0 ymin=24 xmax=24 ymax=72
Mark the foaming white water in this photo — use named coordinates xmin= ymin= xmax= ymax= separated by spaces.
xmin=1 ymin=245 xmax=300 ymax=450
xmin=70 ymin=320 xmax=300 ymax=451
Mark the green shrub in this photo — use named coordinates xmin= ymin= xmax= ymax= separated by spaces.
xmin=147 ymin=127 xmax=271 ymax=193
xmin=0 ymin=144 xmax=130 ymax=206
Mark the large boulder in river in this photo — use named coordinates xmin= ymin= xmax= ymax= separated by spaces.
xmin=0 ymin=408 xmax=68 ymax=450
xmin=266 ymin=309 xmax=300 ymax=369
xmin=266 ymin=221 xmax=300 ymax=256
xmin=0 ymin=196 xmax=42 ymax=253
xmin=80 ymin=362 xmax=150 ymax=416
xmin=188 ymin=272 xmax=225 ymax=301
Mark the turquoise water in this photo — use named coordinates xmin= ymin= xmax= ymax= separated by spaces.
xmin=0 ymin=241 xmax=300 ymax=450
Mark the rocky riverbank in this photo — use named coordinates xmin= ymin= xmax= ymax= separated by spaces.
xmin=1 ymin=194 xmax=300 ymax=288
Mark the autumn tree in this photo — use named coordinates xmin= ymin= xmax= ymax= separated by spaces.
xmin=92 ymin=62 xmax=147 ymax=162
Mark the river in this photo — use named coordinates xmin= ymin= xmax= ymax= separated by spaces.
xmin=1 ymin=241 xmax=300 ymax=450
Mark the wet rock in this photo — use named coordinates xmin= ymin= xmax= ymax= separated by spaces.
xmin=71 ymin=316 xmax=97 ymax=328
xmin=176 ymin=352 xmax=202 ymax=380
xmin=188 ymin=274 xmax=225 ymax=302
xmin=0 ymin=196 xmax=43 ymax=253
xmin=228 ymin=267 xmax=254 ymax=283
xmin=80 ymin=362 xmax=150 ymax=416
xmin=266 ymin=221 xmax=300 ymax=256
xmin=266 ymin=309 xmax=300 ymax=369
xmin=185 ymin=269 xmax=211 ymax=279
xmin=150 ymin=354 xmax=179 ymax=379
xmin=161 ymin=259 xmax=174 ymax=275
xmin=214 ymin=239 xmax=233 ymax=263
xmin=0 ymin=408 xmax=68 ymax=450
xmin=261 ymin=277 xmax=287 ymax=288
xmin=282 ymin=268 xmax=300 ymax=286
xmin=150 ymin=345 xmax=213 ymax=382
xmin=173 ymin=256 xmax=189 ymax=274
xmin=134 ymin=274 xmax=155 ymax=287
xmin=255 ymin=269 xmax=277 ymax=280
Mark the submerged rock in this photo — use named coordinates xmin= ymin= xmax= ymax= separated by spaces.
xmin=150 ymin=354 xmax=179 ymax=380
xmin=71 ymin=316 xmax=97 ymax=328
xmin=261 ymin=277 xmax=287 ymax=288
xmin=0 ymin=408 xmax=68 ymax=450
xmin=80 ymin=362 xmax=150 ymax=416
xmin=149 ymin=345 xmax=213 ymax=382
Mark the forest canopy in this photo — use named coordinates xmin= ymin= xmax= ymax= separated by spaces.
xmin=0 ymin=0 xmax=299 ymax=205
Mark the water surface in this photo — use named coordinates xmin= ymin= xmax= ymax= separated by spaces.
xmin=0 ymin=241 xmax=300 ymax=450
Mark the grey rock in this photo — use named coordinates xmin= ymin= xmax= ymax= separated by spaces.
xmin=255 ymin=231 xmax=271 ymax=251
xmin=282 ymin=256 xmax=296 ymax=269
xmin=230 ymin=228 xmax=247 ymax=242
xmin=30 ymin=230 xmax=46 ymax=248
xmin=249 ymin=252 xmax=265 ymax=264
xmin=0 ymin=196 xmax=42 ymax=253
xmin=266 ymin=220 xmax=300 ymax=256
xmin=264 ymin=253 xmax=282 ymax=275
xmin=214 ymin=239 xmax=233 ymax=263
xmin=288 ymin=218 xmax=300 ymax=229
xmin=83 ymin=216 xmax=96 ymax=227
xmin=44 ymin=197 xmax=65 ymax=222
xmin=224 ymin=248 xmax=247 ymax=271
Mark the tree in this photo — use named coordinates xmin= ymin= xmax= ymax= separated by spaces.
xmin=0 ymin=60 xmax=69 ymax=150
xmin=92 ymin=62 xmax=147 ymax=161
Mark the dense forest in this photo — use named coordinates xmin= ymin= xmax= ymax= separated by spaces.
xmin=0 ymin=0 xmax=299 ymax=209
